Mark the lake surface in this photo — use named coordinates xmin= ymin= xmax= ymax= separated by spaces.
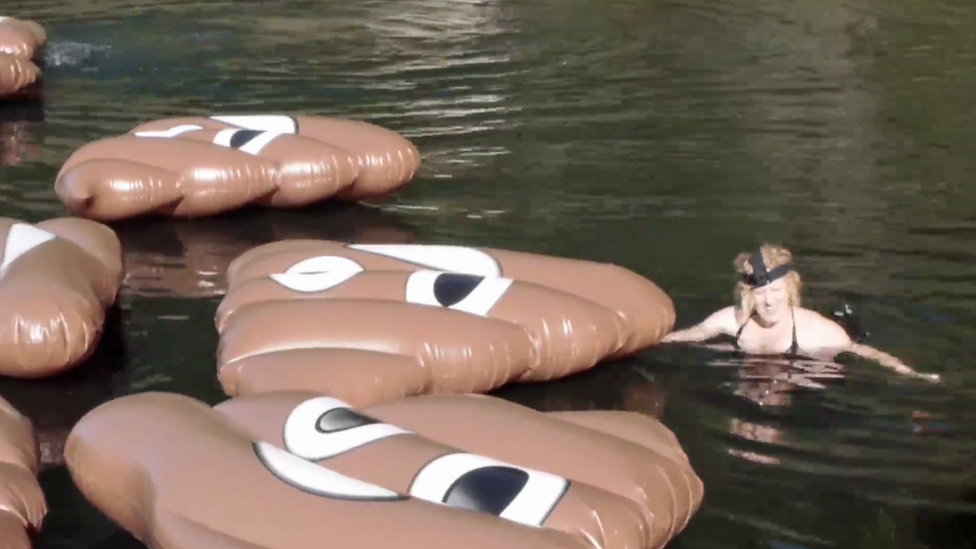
xmin=2 ymin=0 xmax=976 ymax=547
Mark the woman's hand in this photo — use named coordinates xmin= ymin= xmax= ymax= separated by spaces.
xmin=661 ymin=307 xmax=736 ymax=343
xmin=913 ymin=371 xmax=942 ymax=383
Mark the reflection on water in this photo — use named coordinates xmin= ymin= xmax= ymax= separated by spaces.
xmin=729 ymin=418 xmax=782 ymax=466
xmin=118 ymin=203 xmax=418 ymax=298
xmin=1 ymin=0 xmax=976 ymax=547
xmin=715 ymin=355 xmax=847 ymax=466
xmin=0 ymin=96 xmax=43 ymax=167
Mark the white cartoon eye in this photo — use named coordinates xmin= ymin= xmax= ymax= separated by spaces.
xmin=2 ymin=223 xmax=55 ymax=274
xmin=212 ymin=129 xmax=281 ymax=155
xmin=269 ymin=255 xmax=365 ymax=293
xmin=282 ymin=397 xmax=412 ymax=461
xmin=408 ymin=453 xmax=569 ymax=527
xmin=254 ymin=441 xmax=405 ymax=501
xmin=405 ymin=270 xmax=512 ymax=317
xmin=349 ymin=244 xmax=502 ymax=277
xmin=133 ymin=124 xmax=204 ymax=138
xmin=209 ymin=115 xmax=299 ymax=134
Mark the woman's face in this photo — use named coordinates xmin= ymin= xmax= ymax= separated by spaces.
xmin=752 ymin=277 xmax=789 ymax=324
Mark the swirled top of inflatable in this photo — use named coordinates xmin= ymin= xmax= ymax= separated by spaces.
xmin=0 ymin=16 xmax=46 ymax=99
xmin=65 ymin=391 xmax=702 ymax=549
xmin=0 ymin=17 xmax=45 ymax=59
xmin=0 ymin=395 xmax=46 ymax=549
xmin=0 ymin=217 xmax=123 ymax=378
xmin=54 ymin=115 xmax=422 ymax=221
xmin=214 ymin=239 xmax=674 ymax=403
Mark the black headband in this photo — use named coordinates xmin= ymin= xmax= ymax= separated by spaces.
xmin=743 ymin=251 xmax=791 ymax=288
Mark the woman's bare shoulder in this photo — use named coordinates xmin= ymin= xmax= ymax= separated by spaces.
xmin=794 ymin=308 xmax=851 ymax=346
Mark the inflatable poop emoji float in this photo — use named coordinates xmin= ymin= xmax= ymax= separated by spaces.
xmin=55 ymin=115 xmax=421 ymax=221
xmin=0 ymin=217 xmax=122 ymax=378
xmin=65 ymin=391 xmax=702 ymax=549
xmin=214 ymin=240 xmax=675 ymax=404
xmin=0 ymin=16 xmax=45 ymax=99
xmin=0 ymin=395 xmax=46 ymax=549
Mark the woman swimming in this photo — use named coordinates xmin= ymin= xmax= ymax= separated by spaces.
xmin=662 ymin=244 xmax=941 ymax=383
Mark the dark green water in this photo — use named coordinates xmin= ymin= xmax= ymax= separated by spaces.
xmin=2 ymin=0 xmax=976 ymax=547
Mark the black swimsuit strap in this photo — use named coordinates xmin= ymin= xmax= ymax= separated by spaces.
xmin=789 ymin=307 xmax=798 ymax=355
xmin=732 ymin=317 xmax=747 ymax=350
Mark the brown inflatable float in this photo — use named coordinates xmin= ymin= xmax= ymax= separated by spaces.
xmin=215 ymin=239 xmax=674 ymax=403
xmin=55 ymin=115 xmax=422 ymax=221
xmin=65 ymin=390 xmax=701 ymax=549
xmin=0 ymin=217 xmax=123 ymax=378
xmin=0 ymin=17 xmax=45 ymax=100
xmin=0 ymin=395 xmax=46 ymax=549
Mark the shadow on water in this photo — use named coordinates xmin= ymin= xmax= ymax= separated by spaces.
xmin=0 ymin=305 xmax=128 ymax=469
xmin=0 ymin=307 xmax=139 ymax=549
xmin=915 ymin=485 xmax=976 ymax=549
xmin=34 ymin=464 xmax=144 ymax=549
xmin=493 ymin=359 xmax=668 ymax=419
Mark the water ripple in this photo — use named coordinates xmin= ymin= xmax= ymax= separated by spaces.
xmin=2 ymin=0 xmax=976 ymax=548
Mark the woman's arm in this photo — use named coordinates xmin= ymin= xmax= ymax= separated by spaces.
xmin=662 ymin=325 xmax=719 ymax=343
xmin=847 ymin=343 xmax=941 ymax=383
xmin=807 ymin=312 xmax=941 ymax=383
xmin=662 ymin=307 xmax=735 ymax=343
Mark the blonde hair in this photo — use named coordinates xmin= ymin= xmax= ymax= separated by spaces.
xmin=732 ymin=244 xmax=802 ymax=323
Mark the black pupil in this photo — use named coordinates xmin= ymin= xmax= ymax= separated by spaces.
xmin=433 ymin=273 xmax=484 ymax=307
xmin=229 ymin=129 xmax=263 ymax=148
xmin=442 ymin=466 xmax=530 ymax=516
